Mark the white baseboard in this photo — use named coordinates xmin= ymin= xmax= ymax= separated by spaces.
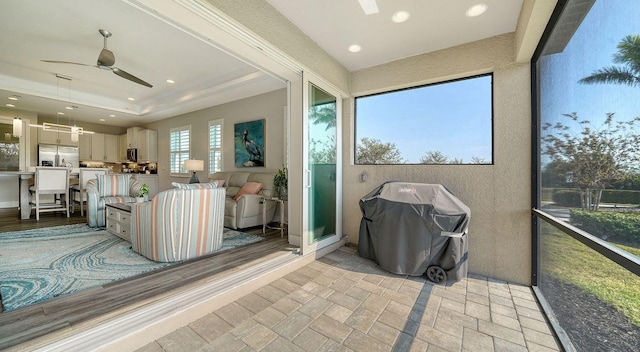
xmin=0 ymin=201 xmax=18 ymax=209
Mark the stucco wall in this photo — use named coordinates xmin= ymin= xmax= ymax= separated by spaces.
xmin=142 ymin=89 xmax=287 ymax=191
xmin=347 ymin=33 xmax=532 ymax=285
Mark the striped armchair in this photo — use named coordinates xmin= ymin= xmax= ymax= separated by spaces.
xmin=130 ymin=186 xmax=226 ymax=262
xmin=86 ymin=174 xmax=141 ymax=227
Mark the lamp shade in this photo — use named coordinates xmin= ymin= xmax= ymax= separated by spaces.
xmin=184 ymin=159 xmax=204 ymax=171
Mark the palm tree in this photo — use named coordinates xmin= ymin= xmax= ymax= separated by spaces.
xmin=579 ymin=35 xmax=640 ymax=87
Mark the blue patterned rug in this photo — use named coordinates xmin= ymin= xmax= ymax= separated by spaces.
xmin=0 ymin=224 xmax=264 ymax=312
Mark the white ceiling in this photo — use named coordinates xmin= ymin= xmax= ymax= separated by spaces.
xmin=0 ymin=0 xmax=286 ymax=128
xmin=0 ymin=0 xmax=523 ymax=128
xmin=266 ymin=0 xmax=524 ymax=71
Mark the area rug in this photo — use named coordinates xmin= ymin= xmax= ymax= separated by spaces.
xmin=0 ymin=224 xmax=264 ymax=312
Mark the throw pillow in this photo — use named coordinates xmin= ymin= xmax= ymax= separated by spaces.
xmin=171 ymin=181 xmax=218 ymax=189
xmin=233 ymin=182 xmax=263 ymax=200
xmin=97 ymin=174 xmax=132 ymax=197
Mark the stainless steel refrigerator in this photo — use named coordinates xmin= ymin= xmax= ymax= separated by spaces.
xmin=38 ymin=144 xmax=79 ymax=168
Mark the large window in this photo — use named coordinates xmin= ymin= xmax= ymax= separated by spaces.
xmin=209 ymin=119 xmax=222 ymax=174
xmin=169 ymin=125 xmax=190 ymax=175
xmin=534 ymin=1 xmax=640 ymax=350
xmin=354 ymin=74 xmax=493 ymax=165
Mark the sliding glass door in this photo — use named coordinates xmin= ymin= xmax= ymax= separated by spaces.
xmin=301 ymin=73 xmax=342 ymax=253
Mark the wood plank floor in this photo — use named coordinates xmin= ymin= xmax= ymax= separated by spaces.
xmin=0 ymin=208 xmax=295 ymax=350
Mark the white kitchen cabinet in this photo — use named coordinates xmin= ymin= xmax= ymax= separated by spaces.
xmin=89 ymin=133 xmax=119 ymax=162
xmin=119 ymin=134 xmax=127 ymax=161
xmin=38 ymin=128 xmax=76 ymax=146
xmin=137 ymin=129 xmax=157 ymax=162
xmin=91 ymin=133 xmax=105 ymax=161
xmin=133 ymin=174 xmax=158 ymax=198
xmin=126 ymin=127 xmax=143 ymax=149
xmin=79 ymin=133 xmax=91 ymax=160
xmin=104 ymin=134 xmax=119 ymax=162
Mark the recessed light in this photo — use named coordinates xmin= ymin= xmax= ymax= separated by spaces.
xmin=109 ymin=114 xmax=116 ymax=118
xmin=65 ymin=106 xmax=73 ymax=110
xmin=8 ymin=95 xmax=20 ymax=101
xmin=57 ymin=112 xmax=65 ymax=115
xmin=391 ymin=11 xmax=410 ymax=23
xmin=127 ymin=97 xmax=135 ymax=101
xmin=99 ymin=118 xmax=106 ymax=122
xmin=348 ymin=44 xmax=362 ymax=53
xmin=5 ymin=103 xmax=15 ymax=107
xmin=466 ymin=4 xmax=488 ymax=17
xmin=166 ymin=79 xmax=175 ymax=84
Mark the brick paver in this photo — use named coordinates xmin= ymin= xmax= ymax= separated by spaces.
xmin=138 ymin=247 xmax=560 ymax=352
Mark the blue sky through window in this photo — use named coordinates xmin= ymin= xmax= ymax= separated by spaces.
xmin=355 ymin=75 xmax=492 ymax=164
xmin=539 ymin=0 xmax=640 ymax=167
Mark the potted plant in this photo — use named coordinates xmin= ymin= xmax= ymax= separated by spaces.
xmin=273 ymin=165 xmax=288 ymax=200
xmin=137 ymin=183 xmax=150 ymax=202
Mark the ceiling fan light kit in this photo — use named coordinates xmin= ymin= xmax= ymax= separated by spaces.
xmin=42 ymin=29 xmax=153 ymax=88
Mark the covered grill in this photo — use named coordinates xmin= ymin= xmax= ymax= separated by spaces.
xmin=358 ymin=182 xmax=470 ymax=283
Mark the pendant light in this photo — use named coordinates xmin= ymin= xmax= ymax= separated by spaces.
xmin=12 ymin=112 xmax=22 ymax=138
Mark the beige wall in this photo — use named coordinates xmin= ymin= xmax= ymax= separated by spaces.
xmin=346 ymin=33 xmax=532 ymax=285
xmin=142 ymin=89 xmax=287 ymax=191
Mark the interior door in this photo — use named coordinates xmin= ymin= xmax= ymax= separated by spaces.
xmin=301 ymin=72 xmax=342 ymax=254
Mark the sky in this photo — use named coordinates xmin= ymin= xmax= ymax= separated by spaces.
xmin=539 ymin=0 xmax=640 ymax=167
xmin=355 ymin=75 xmax=492 ymax=163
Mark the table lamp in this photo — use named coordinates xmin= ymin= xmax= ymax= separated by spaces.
xmin=184 ymin=159 xmax=204 ymax=183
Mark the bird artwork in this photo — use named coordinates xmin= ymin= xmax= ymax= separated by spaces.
xmin=235 ymin=120 xmax=265 ymax=167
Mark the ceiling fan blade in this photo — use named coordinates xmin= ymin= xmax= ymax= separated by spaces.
xmin=97 ymin=48 xmax=115 ymax=67
xmin=112 ymin=67 xmax=153 ymax=88
xmin=41 ymin=60 xmax=93 ymax=67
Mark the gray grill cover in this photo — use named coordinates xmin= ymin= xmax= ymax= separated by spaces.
xmin=358 ymin=182 xmax=470 ymax=279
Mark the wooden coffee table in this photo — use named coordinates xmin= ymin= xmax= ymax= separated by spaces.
xmin=105 ymin=203 xmax=134 ymax=241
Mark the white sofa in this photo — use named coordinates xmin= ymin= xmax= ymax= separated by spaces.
xmin=210 ymin=171 xmax=277 ymax=230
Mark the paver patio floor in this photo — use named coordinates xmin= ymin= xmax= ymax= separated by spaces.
xmin=137 ymin=246 xmax=560 ymax=352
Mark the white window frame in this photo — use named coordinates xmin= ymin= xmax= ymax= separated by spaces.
xmin=169 ymin=125 xmax=191 ymax=176
xmin=209 ymin=119 xmax=223 ymax=175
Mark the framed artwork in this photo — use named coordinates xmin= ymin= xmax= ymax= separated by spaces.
xmin=234 ymin=119 xmax=265 ymax=167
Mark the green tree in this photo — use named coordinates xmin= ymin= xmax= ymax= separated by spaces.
xmin=356 ymin=137 xmax=405 ymax=164
xmin=542 ymin=112 xmax=640 ymax=210
xmin=309 ymin=103 xmax=336 ymax=130
xmin=541 ymin=160 xmax=575 ymax=188
xmin=309 ymin=136 xmax=336 ymax=164
xmin=579 ymin=35 xmax=640 ymax=87
xmin=470 ymin=157 xmax=488 ymax=164
xmin=420 ymin=151 xmax=449 ymax=164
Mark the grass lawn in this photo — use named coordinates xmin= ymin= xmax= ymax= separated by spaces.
xmin=541 ymin=224 xmax=640 ymax=327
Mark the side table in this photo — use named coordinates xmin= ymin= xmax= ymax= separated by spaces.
xmin=262 ymin=196 xmax=286 ymax=238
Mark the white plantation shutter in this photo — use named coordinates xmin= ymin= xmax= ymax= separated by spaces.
xmin=170 ymin=125 xmax=190 ymax=175
xmin=209 ymin=119 xmax=223 ymax=174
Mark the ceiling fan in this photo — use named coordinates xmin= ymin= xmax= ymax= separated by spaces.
xmin=42 ymin=29 xmax=153 ymax=88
